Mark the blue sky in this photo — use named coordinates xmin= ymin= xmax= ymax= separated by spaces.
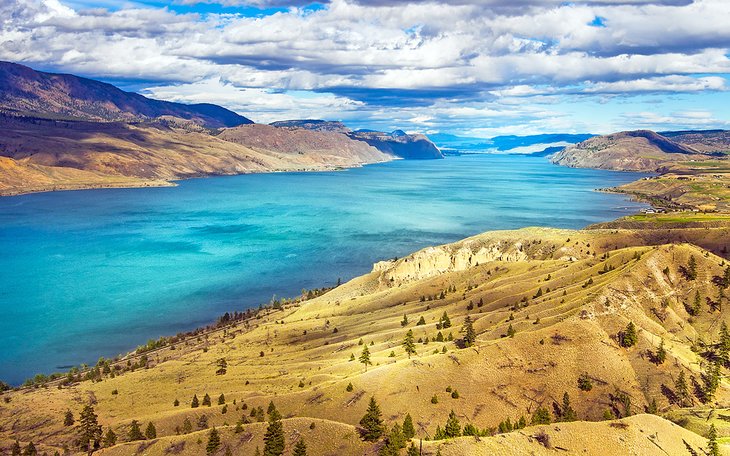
xmin=1 ymin=0 xmax=729 ymax=136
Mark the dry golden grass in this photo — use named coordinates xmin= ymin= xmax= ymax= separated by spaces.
xmin=2 ymin=226 xmax=730 ymax=454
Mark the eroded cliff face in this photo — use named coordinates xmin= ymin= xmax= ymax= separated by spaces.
xmin=372 ymin=228 xmax=589 ymax=286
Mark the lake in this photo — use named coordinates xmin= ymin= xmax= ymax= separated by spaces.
xmin=0 ymin=155 xmax=647 ymax=384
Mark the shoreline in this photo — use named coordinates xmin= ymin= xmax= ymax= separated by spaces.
xmin=0 ymin=158 xmax=398 ymax=198
xmin=0 ymin=156 xmax=701 ymax=387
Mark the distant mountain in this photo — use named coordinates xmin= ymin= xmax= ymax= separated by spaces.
xmin=0 ymin=61 xmax=252 ymax=128
xmin=549 ymin=129 xmax=724 ymax=172
xmin=269 ymin=119 xmax=350 ymax=133
xmin=270 ymin=119 xmax=444 ymax=159
xmin=428 ymin=132 xmax=593 ymax=155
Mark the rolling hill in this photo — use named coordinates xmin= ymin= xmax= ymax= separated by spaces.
xmin=2 ymin=223 xmax=729 ymax=454
xmin=550 ymin=129 xmax=728 ymax=172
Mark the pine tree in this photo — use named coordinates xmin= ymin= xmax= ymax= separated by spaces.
xmin=11 ymin=441 xmax=21 ymax=456
xmin=708 ymin=424 xmax=720 ymax=456
xmin=620 ymin=321 xmax=637 ymax=347
xmin=263 ymin=406 xmax=285 ymax=456
xmin=202 ymin=393 xmax=212 ymax=407
xmin=560 ymin=392 xmax=577 ymax=422
xmin=293 ymin=439 xmax=307 ymax=456
xmin=128 ymin=420 xmax=144 ymax=441
xmin=444 ymin=410 xmax=461 ymax=437
xmin=687 ymin=255 xmax=697 ymax=280
xmin=462 ymin=315 xmax=476 ymax=347
xmin=655 ymin=340 xmax=666 ymax=364
xmin=440 ymin=312 xmax=452 ymax=329
xmin=191 ymin=394 xmax=200 ymax=408
xmin=182 ymin=417 xmax=193 ymax=434
xmin=675 ymin=370 xmax=690 ymax=407
xmin=507 ymin=324 xmax=516 ymax=338
xmin=531 ymin=407 xmax=551 ymax=425
xmin=401 ymin=314 xmax=409 ymax=327
xmin=79 ymin=404 xmax=102 ymax=453
xmin=402 ymin=413 xmax=415 ymax=440
xmin=416 ymin=316 xmax=426 ymax=326
xmin=144 ymin=422 xmax=157 ymax=439
xmin=359 ymin=397 xmax=384 ymax=441
xmin=206 ymin=428 xmax=221 ymax=455
xmin=64 ymin=409 xmax=75 ymax=426
xmin=218 ymin=393 xmax=225 ymax=405
xmin=720 ymin=322 xmax=730 ymax=365
xmin=703 ymin=360 xmax=721 ymax=403
xmin=359 ymin=345 xmax=372 ymax=371
xmin=403 ymin=330 xmax=416 ymax=358
xmin=103 ymin=428 xmax=117 ymax=447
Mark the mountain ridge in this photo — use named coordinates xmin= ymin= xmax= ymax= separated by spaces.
xmin=0 ymin=61 xmax=252 ymax=128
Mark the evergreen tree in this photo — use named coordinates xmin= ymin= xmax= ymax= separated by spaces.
xmin=720 ymin=322 xmax=730 ymax=365
xmin=507 ymin=324 xmax=516 ymax=338
xmin=433 ymin=425 xmax=446 ymax=440
xmin=182 ymin=417 xmax=193 ymax=434
xmin=103 ymin=428 xmax=117 ymax=447
xmin=531 ymin=407 xmax=551 ymax=425
xmin=206 ymin=428 xmax=221 ymax=455
xmin=703 ymin=360 xmax=721 ymax=402
xmin=263 ymin=406 xmax=285 ymax=456
xmin=708 ymin=424 xmax=720 ymax=456
xmin=675 ymin=370 xmax=690 ymax=407
xmin=202 ymin=393 xmax=212 ymax=407
xmin=402 ymin=413 xmax=415 ymax=440
xmin=64 ymin=409 xmax=75 ymax=426
xmin=359 ymin=345 xmax=372 ymax=371
xmin=401 ymin=314 xmax=409 ymax=327
xmin=191 ymin=394 xmax=200 ymax=408
xmin=292 ymin=439 xmax=307 ymax=456
xmin=416 ymin=316 xmax=426 ymax=326
xmin=620 ymin=322 xmax=637 ymax=347
xmin=11 ymin=441 xmax=21 ymax=456
xmin=560 ymin=392 xmax=577 ymax=422
xmin=346 ymin=382 xmax=354 ymax=392
xmin=79 ymin=404 xmax=102 ymax=453
xmin=462 ymin=315 xmax=476 ymax=347
xmin=218 ymin=393 xmax=225 ymax=405
xmin=687 ymin=255 xmax=697 ymax=280
xmin=403 ymin=330 xmax=416 ymax=358
xmin=128 ymin=420 xmax=144 ymax=441
xmin=655 ymin=340 xmax=666 ymax=364
xmin=444 ymin=410 xmax=461 ymax=437
xmin=440 ymin=312 xmax=452 ymax=329
xmin=144 ymin=422 xmax=157 ymax=439
xmin=359 ymin=397 xmax=384 ymax=441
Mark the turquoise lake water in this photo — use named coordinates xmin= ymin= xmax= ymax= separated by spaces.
xmin=0 ymin=155 xmax=647 ymax=384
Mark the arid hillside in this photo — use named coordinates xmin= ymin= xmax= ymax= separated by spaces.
xmin=0 ymin=61 xmax=251 ymax=128
xmin=551 ymin=129 xmax=727 ymax=172
xmin=0 ymin=114 xmax=397 ymax=196
xmin=2 ymin=224 xmax=729 ymax=455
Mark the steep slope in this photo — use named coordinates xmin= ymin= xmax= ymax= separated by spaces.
xmin=2 ymin=225 xmax=729 ymax=454
xmin=217 ymin=123 xmax=391 ymax=166
xmin=661 ymin=130 xmax=730 ymax=154
xmin=0 ymin=114 xmax=394 ymax=195
xmin=0 ymin=61 xmax=252 ymax=128
xmin=270 ymin=119 xmax=444 ymax=159
xmin=551 ymin=130 xmax=710 ymax=171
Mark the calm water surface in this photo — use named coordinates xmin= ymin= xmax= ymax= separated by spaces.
xmin=0 ymin=155 xmax=647 ymax=384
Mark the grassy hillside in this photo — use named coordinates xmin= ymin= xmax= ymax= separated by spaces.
xmin=2 ymin=225 xmax=730 ymax=454
xmin=0 ymin=114 xmax=394 ymax=196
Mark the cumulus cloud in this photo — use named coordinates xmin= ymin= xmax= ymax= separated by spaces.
xmin=0 ymin=0 xmax=728 ymax=133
